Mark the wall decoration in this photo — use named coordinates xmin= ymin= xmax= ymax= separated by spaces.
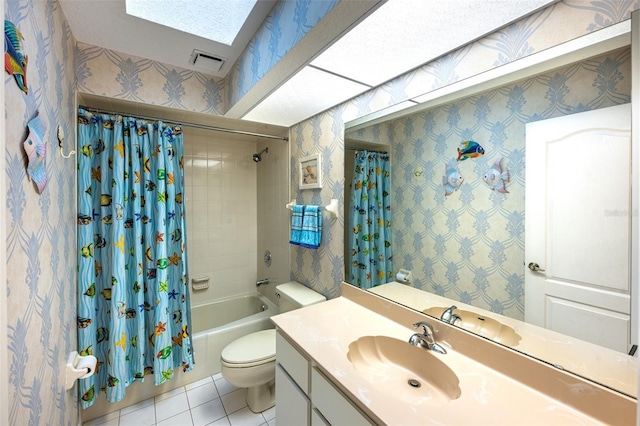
xmin=443 ymin=161 xmax=464 ymax=196
xmin=299 ymin=153 xmax=323 ymax=189
xmin=456 ymin=140 xmax=485 ymax=161
xmin=483 ymin=157 xmax=510 ymax=193
xmin=23 ymin=113 xmax=47 ymax=193
xmin=4 ymin=20 xmax=29 ymax=94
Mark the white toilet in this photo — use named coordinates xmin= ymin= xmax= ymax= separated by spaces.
xmin=220 ymin=281 xmax=326 ymax=413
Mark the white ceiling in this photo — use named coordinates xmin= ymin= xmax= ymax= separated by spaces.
xmin=61 ymin=0 xmax=557 ymax=128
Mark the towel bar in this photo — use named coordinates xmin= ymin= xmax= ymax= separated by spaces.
xmin=286 ymin=198 xmax=338 ymax=218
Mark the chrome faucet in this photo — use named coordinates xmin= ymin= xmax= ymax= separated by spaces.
xmin=409 ymin=321 xmax=447 ymax=354
xmin=441 ymin=305 xmax=461 ymax=325
xmin=256 ymin=278 xmax=269 ymax=287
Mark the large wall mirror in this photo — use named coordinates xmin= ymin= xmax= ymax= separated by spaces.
xmin=343 ymin=19 xmax=638 ymax=398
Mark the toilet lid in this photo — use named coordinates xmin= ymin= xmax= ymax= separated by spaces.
xmin=221 ymin=329 xmax=276 ymax=365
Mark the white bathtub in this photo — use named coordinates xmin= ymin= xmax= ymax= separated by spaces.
xmin=82 ymin=293 xmax=277 ymax=422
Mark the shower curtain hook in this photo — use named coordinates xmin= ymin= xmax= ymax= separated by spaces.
xmin=58 ymin=125 xmax=76 ymax=158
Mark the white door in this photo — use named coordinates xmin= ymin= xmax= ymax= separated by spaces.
xmin=525 ymin=103 xmax=632 ymax=353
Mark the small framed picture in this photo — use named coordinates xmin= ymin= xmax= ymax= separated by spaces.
xmin=299 ymin=153 xmax=323 ymax=189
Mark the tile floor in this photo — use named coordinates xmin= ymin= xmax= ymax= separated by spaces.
xmin=84 ymin=373 xmax=276 ymax=426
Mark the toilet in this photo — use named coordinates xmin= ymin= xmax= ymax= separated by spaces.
xmin=220 ymin=281 xmax=326 ymax=413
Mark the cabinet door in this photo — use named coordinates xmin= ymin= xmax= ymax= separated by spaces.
xmin=311 ymin=368 xmax=374 ymax=426
xmin=276 ymin=364 xmax=309 ymax=426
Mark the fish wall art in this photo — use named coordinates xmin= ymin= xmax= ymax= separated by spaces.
xmin=457 ymin=140 xmax=485 ymax=161
xmin=4 ymin=20 xmax=28 ymax=94
xmin=23 ymin=114 xmax=47 ymax=193
xmin=483 ymin=157 xmax=510 ymax=193
xmin=443 ymin=161 xmax=464 ymax=196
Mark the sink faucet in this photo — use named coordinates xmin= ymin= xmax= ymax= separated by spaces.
xmin=441 ymin=305 xmax=461 ymax=325
xmin=409 ymin=321 xmax=447 ymax=354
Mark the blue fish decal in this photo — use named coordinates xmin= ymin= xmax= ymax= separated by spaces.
xmin=23 ymin=114 xmax=47 ymax=193
xmin=483 ymin=157 xmax=510 ymax=193
xmin=443 ymin=162 xmax=464 ymax=196
xmin=457 ymin=140 xmax=485 ymax=162
xmin=4 ymin=20 xmax=28 ymax=94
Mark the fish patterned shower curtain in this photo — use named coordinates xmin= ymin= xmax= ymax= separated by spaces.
xmin=76 ymin=109 xmax=193 ymax=408
xmin=348 ymin=150 xmax=393 ymax=289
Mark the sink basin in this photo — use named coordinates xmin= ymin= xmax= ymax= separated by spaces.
xmin=347 ymin=335 xmax=461 ymax=406
xmin=423 ymin=307 xmax=522 ymax=346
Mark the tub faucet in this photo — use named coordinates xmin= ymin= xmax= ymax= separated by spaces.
xmin=409 ymin=321 xmax=447 ymax=354
xmin=256 ymin=278 xmax=269 ymax=287
xmin=441 ymin=305 xmax=461 ymax=325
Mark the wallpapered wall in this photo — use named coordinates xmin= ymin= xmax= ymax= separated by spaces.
xmin=290 ymin=0 xmax=640 ymax=300
xmin=5 ymin=0 xmax=77 ymax=424
xmin=361 ymin=49 xmax=630 ymax=320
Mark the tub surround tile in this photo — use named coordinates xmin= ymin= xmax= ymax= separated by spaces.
xmin=155 ymin=393 xmax=191 ymax=422
xmin=190 ymin=398 xmax=227 ymax=426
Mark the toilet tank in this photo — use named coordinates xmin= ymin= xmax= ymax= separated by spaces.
xmin=275 ymin=281 xmax=326 ymax=313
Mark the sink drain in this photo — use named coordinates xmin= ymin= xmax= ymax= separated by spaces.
xmin=407 ymin=379 xmax=421 ymax=388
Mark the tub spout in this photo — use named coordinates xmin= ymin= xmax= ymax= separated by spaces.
xmin=256 ymin=278 xmax=269 ymax=287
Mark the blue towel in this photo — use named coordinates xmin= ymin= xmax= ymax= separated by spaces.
xmin=289 ymin=205 xmax=304 ymax=246
xmin=300 ymin=205 xmax=322 ymax=249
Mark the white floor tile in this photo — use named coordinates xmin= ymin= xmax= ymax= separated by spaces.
xmin=187 ymin=382 xmax=218 ymax=408
xmin=156 ymin=410 xmax=193 ymax=426
xmin=228 ymin=407 xmax=265 ymax=426
xmin=119 ymin=403 xmax=155 ymax=426
xmin=221 ymin=388 xmax=247 ymax=415
xmin=190 ymin=398 xmax=226 ymax=426
xmin=208 ymin=417 xmax=231 ymax=426
xmin=185 ymin=376 xmax=214 ymax=391
xmin=82 ymin=411 xmax=120 ymax=426
xmin=212 ymin=373 xmax=224 ymax=381
xmin=214 ymin=377 xmax=238 ymax=396
xmin=267 ymin=419 xmax=276 ymax=426
xmin=261 ymin=406 xmax=275 ymax=421
xmin=120 ymin=397 xmax=154 ymax=416
xmin=156 ymin=392 xmax=190 ymax=422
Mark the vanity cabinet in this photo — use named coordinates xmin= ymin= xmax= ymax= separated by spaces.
xmin=275 ymin=330 xmax=374 ymax=426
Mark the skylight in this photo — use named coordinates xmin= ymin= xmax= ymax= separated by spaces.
xmin=125 ymin=0 xmax=257 ymax=46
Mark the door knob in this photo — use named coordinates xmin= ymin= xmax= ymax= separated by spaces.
xmin=528 ymin=262 xmax=545 ymax=272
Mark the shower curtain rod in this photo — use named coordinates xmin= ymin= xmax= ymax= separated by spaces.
xmin=79 ymin=105 xmax=289 ymax=141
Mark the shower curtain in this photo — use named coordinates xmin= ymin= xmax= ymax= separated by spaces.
xmin=76 ymin=109 xmax=193 ymax=408
xmin=348 ymin=150 xmax=393 ymax=289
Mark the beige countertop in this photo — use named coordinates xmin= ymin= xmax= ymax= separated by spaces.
xmin=370 ymin=281 xmax=638 ymax=398
xmin=272 ymin=285 xmax=635 ymax=425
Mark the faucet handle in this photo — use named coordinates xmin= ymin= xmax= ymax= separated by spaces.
xmin=412 ymin=321 xmax=434 ymax=337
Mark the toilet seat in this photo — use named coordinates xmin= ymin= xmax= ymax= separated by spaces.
xmin=221 ymin=329 xmax=276 ymax=367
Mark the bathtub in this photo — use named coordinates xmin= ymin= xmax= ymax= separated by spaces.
xmin=82 ymin=292 xmax=278 ymax=422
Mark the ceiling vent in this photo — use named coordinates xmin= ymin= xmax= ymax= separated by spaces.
xmin=189 ymin=49 xmax=226 ymax=73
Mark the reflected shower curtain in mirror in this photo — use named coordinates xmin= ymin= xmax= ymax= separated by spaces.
xmin=76 ymin=109 xmax=193 ymax=408
xmin=348 ymin=150 xmax=393 ymax=289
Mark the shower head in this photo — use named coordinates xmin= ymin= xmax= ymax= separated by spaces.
xmin=253 ymin=147 xmax=269 ymax=163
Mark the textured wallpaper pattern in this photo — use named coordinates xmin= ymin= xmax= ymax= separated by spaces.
xmin=76 ymin=42 xmax=225 ymax=115
xmin=290 ymin=0 xmax=639 ymax=302
xmin=5 ymin=0 xmax=78 ymax=424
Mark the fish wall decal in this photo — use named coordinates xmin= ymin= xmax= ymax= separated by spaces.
xmin=457 ymin=140 xmax=485 ymax=161
xmin=23 ymin=114 xmax=47 ymax=193
xmin=4 ymin=20 xmax=28 ymax=94
xmin=443 ymin=161 xmax=464 ymax=196
xmin=483 ymin=157 xmax=510 ymax=193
